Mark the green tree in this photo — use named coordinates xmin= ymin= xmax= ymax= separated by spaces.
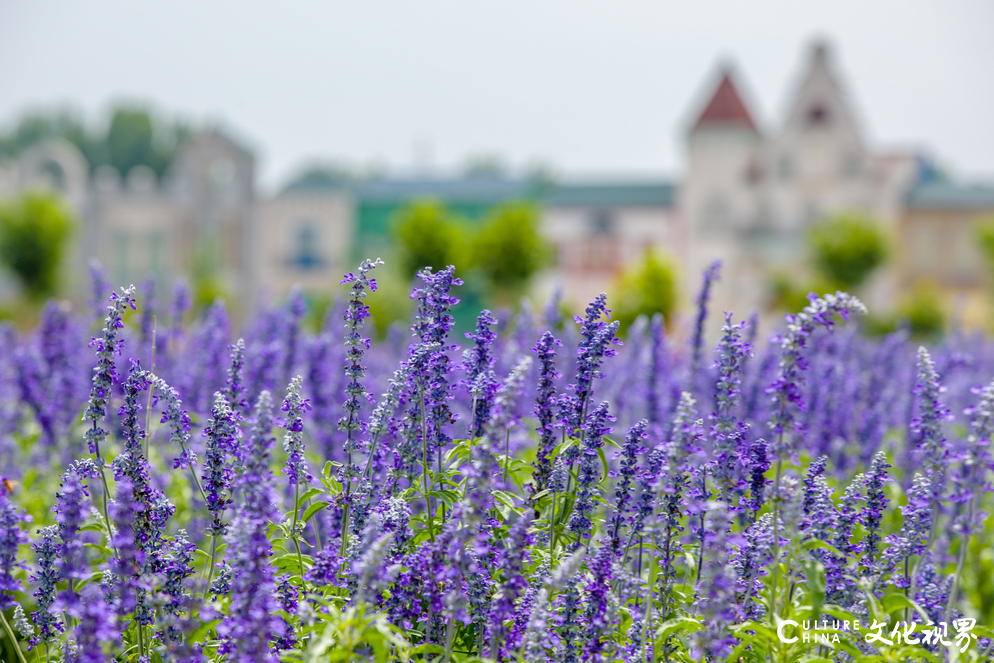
xmin=0 ymin=191 xmax=75 ymax=298
xmin=611 ymin=250 xmax=678 ymax=331
xmin=392 ymin=200 xmax=467 ymax=278
xmin=808 ymin=212 xmax=888 ymax=289
xmin=974 ymin=215 xmax=994 ymax=270
xmin=107 ymin=108 xmax=156 ymax=178
xmin=472 ymin=202 xmax=550 ymax=298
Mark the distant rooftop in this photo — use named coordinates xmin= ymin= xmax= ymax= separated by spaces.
xmin=355 ymin=176 xmax=535 ymax=204
xmin=906 ymin=182 xmax=994 ymax=209
xmin=692 ymin=69 xmax=758 ymax=132
xmin=544 ymin=181 xmax=676 ymax=207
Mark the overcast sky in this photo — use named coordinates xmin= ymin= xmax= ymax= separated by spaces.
xmin=1 ymin=0 xmax=992 ymax=191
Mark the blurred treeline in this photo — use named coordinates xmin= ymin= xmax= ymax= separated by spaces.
xmin=0 ymin=105 xmax=189 ymax=181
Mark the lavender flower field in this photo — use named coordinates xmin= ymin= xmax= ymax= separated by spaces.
xmin=3 ymin=259 xmax=994 ymax=663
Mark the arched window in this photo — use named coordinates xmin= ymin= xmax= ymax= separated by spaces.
xmin=289 ymin=223 xmax=325 ymax=270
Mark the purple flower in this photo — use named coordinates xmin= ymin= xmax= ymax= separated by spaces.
xmin=108 ymin=476 xmax=144 ymax=621
xmin=800 ymin=457 xmax=836 ymax=542
xmin=54 ymin=460 xmax=100 ymax=611
xmin=84 ymin=285 xmax=137 ymax=457
xmin=218 ymin=391 xmax=283 ymax=662
xmin=646 ymin=312 xmax=667 ymax=426
xmin=746 ymin=439 xmax=770 ymax=516
xmin=63 ymin=586 xmax=116 ymax=663
xmin=767 ymin=292 xmax=866 ymax=458
xmin=410 ymin=265 xmax=462 ymax=453
xmin=610 ymin=419 xmax=647 ymax=550
xmin=690 ymin=259 xmax=721 ymax=377
xmin=0 ymin=492 xmax=29 ymax=609
xmin=859 ymin=451 xmax=890 ymax=576
xmin=464 ymin=309 xmax=499 ymax=438
xmin=203 ymin=392 xmax=237 ymax=537
xmin=532 ymin=331 xmax=562 ymax=492
xmin=692 ymin=502 xmax=743 ymax=660
xmin=30 ymin=525 xmax=64 ymax=648
xmin=110 ymin=366 xmax=175 ymax=598
xmin=182 ymin=300 xmax=231 ymax=415
xmin=564 ymin=294 xmax=621 ymax=434
xmin=339 ymin=258 xmax=383 ymax=453
xmin=88 ymin=259 xmax=110 ymax=320
xmin=169 ymin=278 xmax=191 ymax=331
xmin=273 ymin=574 xmax=301 ymax=651
xmin=139 ymin=273 xmax=157 ymax=343
xmin=146 ymin=372 xmax=195 ymax=470
xmin=486 ymin=514 xmax=533 ymax=658
xmin=882 ymin=473 xmax=933 ymax=588
xmin=281 ymin=376 xmax=313 ymax=485
xmin=225 ymin=338 xmax=248 ymax=418
xmin=710 ymin=312 xmax=752 ymax=497
xmin=826 ymin=479 xmax=862 ymax=603
xmin=159 ymin=530 xmax=197 ymax=648
xmin=567 ymin=402 xmax=615 ymax=544
xmin=583 ymin=543 xmax=615 ymax=663
xmin=911 ymin=346 xmax=951 ymax=502
xmin=730 ymin=513 xmax=774 ymax=620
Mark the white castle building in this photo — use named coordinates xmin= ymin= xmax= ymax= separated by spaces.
xmin=682 ymin=41 xmax=921 ymax=324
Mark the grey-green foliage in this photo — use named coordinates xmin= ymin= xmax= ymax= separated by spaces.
xmin=0 ymin=190 xmax=75 ymax=298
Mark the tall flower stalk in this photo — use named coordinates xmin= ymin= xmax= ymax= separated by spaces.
xmin=338 ymin=259 xmax=381 ymax=548
xmin=766 ymin=291 xmax=865 ymax=616
xmin=83 ymin=286 xmax=137 ymax=542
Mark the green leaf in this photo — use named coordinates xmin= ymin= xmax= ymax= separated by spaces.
xmin=655 ymin=616 xmax=702 ymax=640
xmin=299 ymin=486 xmax=326 ymax=503
xmin=799 ymin=557 xmax=825 ymax=621
xmin=302 ymin=500 xmax=330 ymax=522
xmin=597 ymin=447 xmax=609 ymax=480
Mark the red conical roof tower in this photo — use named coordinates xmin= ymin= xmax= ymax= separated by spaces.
xmin=692 ymin=69 xmax=758 ymax=132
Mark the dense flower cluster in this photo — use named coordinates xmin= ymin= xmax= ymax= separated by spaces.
xmin=1 ymin=260 xmax=993 ymax=663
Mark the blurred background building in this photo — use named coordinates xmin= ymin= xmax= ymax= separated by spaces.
xmin=0 ymin=39 xmax=992 ymax=332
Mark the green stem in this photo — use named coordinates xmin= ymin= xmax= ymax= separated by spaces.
xmin=502 ymin=429 xmax=510 ymax=487
xmin=362 ymin=432 xmax=381 ymax=479
xmin=90 ymin=437 xmax=119 ymax=560
xmin=0 ymin=611 xmax=28 ymax=663
xmin=549 ymin=489 xmax=557 ymax=564
xmin=202 ymin=534 xmax=218 ymax=600
xmin=421 ymin=394 xmax=434 ymax=542
xmin=179 ymin=439 xmax=210 ymax=507
xmin=291 ymin=481 xmax=305 ymax=574
xmin=945 ymin=495 xmax=974 ymax=620
xmin=770 ymin=455 xmax=784 ymax=620
xmin=143 ymin=316 xmax=156 ymax=459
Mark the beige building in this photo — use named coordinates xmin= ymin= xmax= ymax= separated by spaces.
xmin=898 ymin=183 xmax=994 ymax=328
xmin=538 ymin=182 xmax=681 ymax=309
xmin=2 ymin=39 xmax=992 ymax=331
xmin=256 ymin=188 xmax=352 ymax=300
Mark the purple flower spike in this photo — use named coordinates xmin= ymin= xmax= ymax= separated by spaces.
xmin=464 ymin=309 xmax=499 ymax=439
xmin=84 ymin=285 xmax=137 ymax=457
xmin=767 ymin=291 xmax=866 ymax=458
xmin=691 ymin=259 xmax=722 ymax=376
xmin=0 ymin=491 xmax=30 ymax=609
xmin=281 ymin=375 xmax=313 ymax=485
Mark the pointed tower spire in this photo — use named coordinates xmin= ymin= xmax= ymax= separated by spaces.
xmin=692 ymin=68 xmax=758 ymax=132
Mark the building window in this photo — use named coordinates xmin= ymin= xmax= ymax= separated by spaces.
xmin=579 ymin=236 xmax=620 ymax=272
xmin=588 ymin=209 xmax=616 ymax=234
xmin=806 ymin=102 xmax=831 ymax=127
xmin=290 ymin=223 xmax=325 ymax=271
